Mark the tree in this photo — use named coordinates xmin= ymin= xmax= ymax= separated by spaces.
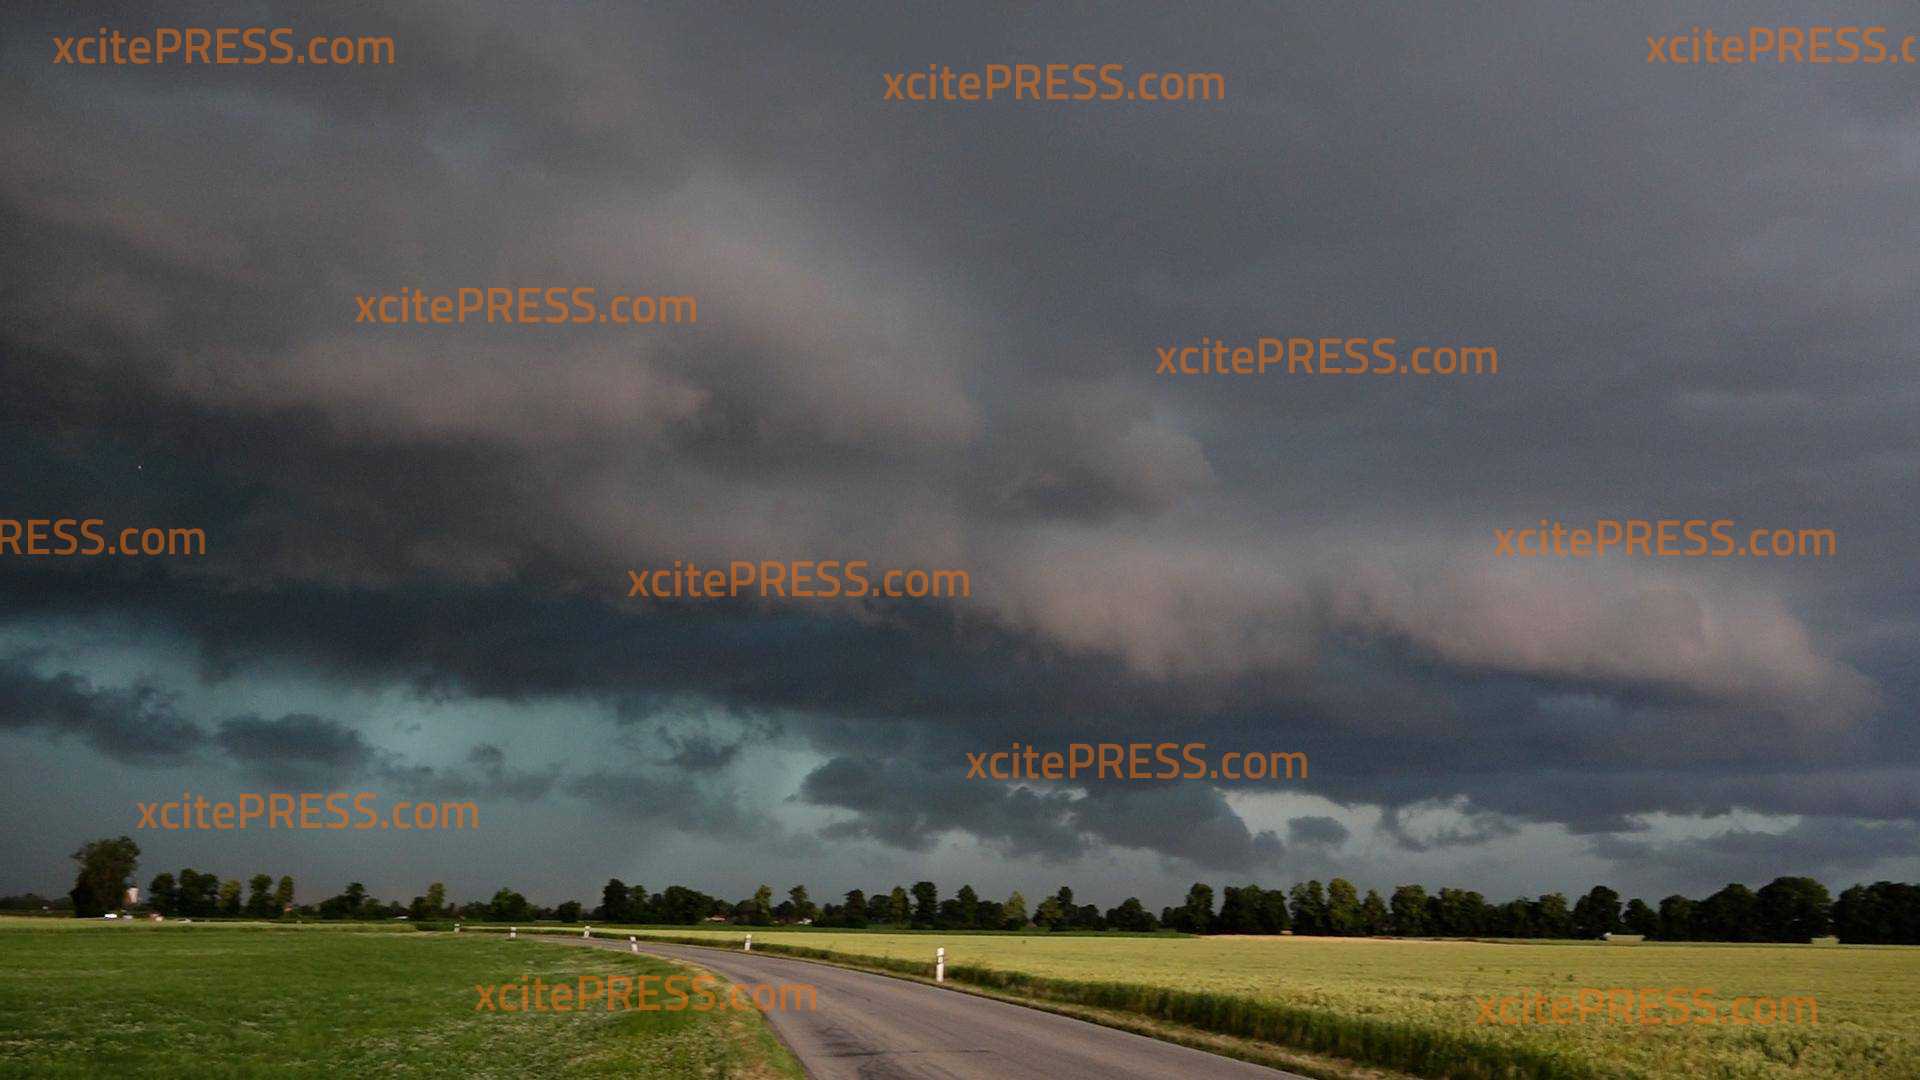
xmin=1215 ymin=886 xmax=1261 ymax=934
xmin=1181 ymin=883 xmax=1217 ymax=933
xmin=658 ymin=885 xmax=719 ymax=924
xmin=177 ymin=869 xmax=220 ymax=917
xmin=1756 ymin=877 xmax=1832 ymax=942
xmin=889 ymin=886 xmax=911 ymax=926
xmin=1390 ymin=885 xmax=1429 ymax=936
xmin=1696 ymin=883 xmax=1759 ymax=942
xmin=1490 ymin=898 xmax=1528 ymax=937
xmin=487 ymin=888 xmax=531 ymax=923
xmin=866 ymin=890 xmax=893 ymax=924
xmin=218 ymin=879 xmax=242 ymax=917
xmin=976 ymin=899 xmax=1004 ymax=930
xmin=1361 ymin=889 xmax=1391 ymax=935
xmin=937 ymin=898 xmax=964 ymax=927
xmin=274 ymin=876 xmax=295 ymax=914
xmin=1433 ymin=888 xmax=1489 ymax=936
xmin=1288 ymin=881 xmax=1326 ymax=935
xmin=148 ymin=873 xmax=179 ymax=917
xmin=245 ymin=875 xmax=276 ymax=918
xmin=1033 ymin=896 xmax=1064 ymax=930
xmin=787 ymin=885 xmax=816 ymax=923
xmin=1622 ymin=898 xmax=1659 ymax=937
xmin=1657 ymin=895 xmax=1694 ymax=941
xmin=555 ymin=900 xmax=583 ymax=923
xmin=1572 ymin=886 xmax=1622 ymax=939
xmin=748 ymin=884 xmax=775 ymax=925
xmin=69 ymin=837 xmax=140 ymax=917
xmin=320 ymin=883 xmax=372 ymax=919
xmin=911 ymin=882 xmax=938 ymax=927
xmin=1002 ymin=891 xmax=1028 ymax=929
xmin=956 ymin=885 xmax=979 ymax=930
xmin=1257 ymin=887 xmax=1291 ymax=933
xmin=599 ymin=879 xmax=633 ymax=922
xmin=1533 ymin=893 xmax=1573 ymax=938
xmin=1106 ymin=896 xmax=1157 ymax=932
xmin=1326 ymin=879 xmax=1363 ymax=935
xmin=843 ymin=889 xmax=868 ymax=928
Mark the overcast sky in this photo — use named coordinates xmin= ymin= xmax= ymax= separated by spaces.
xmin=3 ymin=1 xmax=1917 ymax=911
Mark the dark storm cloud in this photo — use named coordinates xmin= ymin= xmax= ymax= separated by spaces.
xmin=566 ymin=767 xmax=798 ymax=846
xmin=216 ymin=714 xmax=374 ymax=778
xmin=799 ymin=756 xmax=1088 ymax=860
xmin=656 ymin=731 xmax=743 ymax=773
xmin=1287 ymin=816 xmax=1349 ymax=847
xmin=0 ymin=657 xmax=204 ymax=763
xmin=797 ymin=755 xmax=1286 ymax=872
xmin=1590 ymin=818 xmax=1920 ymax=893
xmin=2 ymin=0 xmax=1917 ymax=897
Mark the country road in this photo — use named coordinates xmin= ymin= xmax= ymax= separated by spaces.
xmin=534 ymin=935 xmax=1306 ymax=1079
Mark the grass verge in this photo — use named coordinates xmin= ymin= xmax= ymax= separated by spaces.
xmin=0 ymin=920 xmax=803 ymax=1079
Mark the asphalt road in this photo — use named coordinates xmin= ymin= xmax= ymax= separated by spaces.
xmin=537 ymin=934 xmax=1305 ymax=1079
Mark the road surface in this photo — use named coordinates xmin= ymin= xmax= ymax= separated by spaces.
xmin=536 ymin=934 xmax=1305 ymax=1079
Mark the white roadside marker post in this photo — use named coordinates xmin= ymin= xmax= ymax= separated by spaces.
xmin=629 ymin=935 xmax=638 ymax=954
xmin=454 ymin=923 xmax=461 ymax=933
xmin=510 ymin=926 xmax=517 ymax=939
xmin=744 ymin=934 xmax=752 ymax=952
xmin=584 ymin=925 xmax=592 ymax=938
xmin=936 ymin=947 xmax=946 ymax=983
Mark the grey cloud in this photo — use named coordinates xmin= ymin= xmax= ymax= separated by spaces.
xmin=0 ymin=657 xmax=204 ymax=764
xmin=799 ymin=756 xmax=1285 ymax=872
xmin=1 ymin=0 xmax=1917 ymax=902
xmin=215 ymin=713 xmax=375 ymax=787
xmin=1590 ymin=818 xmax=1920 ymax=895
xmin=656 ymin=730 xmax=742 ymax=773
xmin=1378 ymin=800 xmax=1524 ymax=854
xmin=1287 ymin=816 xmax=1350 ymax=847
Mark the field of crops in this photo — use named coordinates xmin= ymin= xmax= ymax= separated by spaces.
xmin=0 ymin=918 xmax=799 ymax=1079
xmin=621 ymin=927 xmax=1920 ymax=1079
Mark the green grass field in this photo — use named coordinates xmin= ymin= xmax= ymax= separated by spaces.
xmin=0 ymin=917 xmax=800 ymax=1079
xmin=608 ymin=926 xmax=1918 ymax=1080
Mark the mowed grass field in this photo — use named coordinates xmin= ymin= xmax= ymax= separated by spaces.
xmin=0 ymin=917 xmax=800 ymax=1079
xmin=618 ymin=927 xmax=1919 ymax=1079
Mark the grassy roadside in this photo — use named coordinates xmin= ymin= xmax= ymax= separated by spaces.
xmin=0 ymin=920 xmax=803 ymax=1079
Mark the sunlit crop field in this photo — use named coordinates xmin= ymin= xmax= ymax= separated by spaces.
xmin=622 ymin=927 xmax=1919 ymax=1079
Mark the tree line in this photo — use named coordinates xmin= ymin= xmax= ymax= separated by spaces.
xmin=57 ymin=836 xmax=1920 ymax=944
